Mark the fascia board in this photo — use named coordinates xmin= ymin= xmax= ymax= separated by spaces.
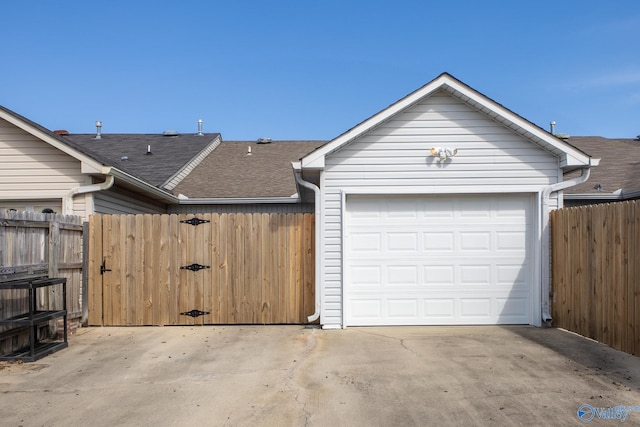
xmin=563 ymin=193 xmax=621 ymax=200
xmin=0 ymin=109 xmax=105 ymax=172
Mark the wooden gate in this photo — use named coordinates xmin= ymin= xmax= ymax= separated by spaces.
xmin=88 ymin=213 xmax=315 ymax=326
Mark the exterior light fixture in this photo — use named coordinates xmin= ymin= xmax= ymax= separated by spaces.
xmin=430 ymin=147 xmax=458 ymax=162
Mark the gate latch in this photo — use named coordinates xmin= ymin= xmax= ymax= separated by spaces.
xmin=100 ymin=259 xmax=111 ymax=275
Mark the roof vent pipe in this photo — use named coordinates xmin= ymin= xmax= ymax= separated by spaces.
xmin=550 ymin=121 xmax=556 ymax=135
xmin=197 ymin=119 xmax=204 ymax=136
xmin=95 ymin=121 xmax=102 ymax=139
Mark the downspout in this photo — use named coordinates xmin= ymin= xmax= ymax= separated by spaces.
xmin=540 ymin=161 xmax=597 ymax=324
xmin=63 ymin=174 xmax=115 ymax=215
xmin=293 ymin=163 xmax=321 ymax=323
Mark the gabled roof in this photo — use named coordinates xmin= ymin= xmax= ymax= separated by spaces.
xmin=64 ymin=133 xmax=220 ymax=188
xmin=563 ymin=136 xmax=640 ymax=199
xmin=172 ymin=140 xmax=326 ymax=199
xmin=301 ymin=72 xmax=592 ymax=170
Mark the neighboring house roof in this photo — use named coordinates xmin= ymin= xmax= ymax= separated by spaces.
xmin=172 ymin=140 xmax=326 ymax=199
xmin=301 ymin=72 xmax=593 ymax=171
xmin=63 ymin=133 xmax=221 ymax=188
xmin=563 ymin=136 xmax=640 ymax=200
xmin=0 ymin=105 xmax=220 ymax=203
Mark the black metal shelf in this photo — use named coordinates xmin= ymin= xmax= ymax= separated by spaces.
xmin=0 ymin=310 xmax=67 ymax=327
xmin=0 ymin=277 xmax=67 ymax=362
xmin=0 ymin=341 xmax=68 ymax=362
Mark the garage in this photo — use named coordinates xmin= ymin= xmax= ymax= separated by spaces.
xmin=296 ymin=73 xmax=594 ymax=328
xmin=345 ymin=194 xmax=533 ymax=326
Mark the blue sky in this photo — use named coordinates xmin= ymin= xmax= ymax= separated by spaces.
xmin=2 ymin=1 xmax=639 ymax=139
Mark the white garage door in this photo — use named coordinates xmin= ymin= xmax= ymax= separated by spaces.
xmin=345 ymin=194 xmax=533 ymax=326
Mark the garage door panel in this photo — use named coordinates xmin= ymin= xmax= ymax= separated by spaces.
xmin=350 ymin=232 xmax=381 ymax=252
xmin=496 ymin=264 xmax=528 ymax=285
xmin=496 ymin=232 xmax=527 ymax=250
xmin=351 ymin=266 xmax=382 ymax=286
xmin=422 ymin=198 xmax=455 ymax=217
xmin=460 ymin=232 xmax=491 ymax=251
xmin=424 ymin=299 xmax=455 ymax=318
xmin=460 ymin=298 xmax=492 ymax=318
xmin=387 ymin=265 xmax=419 ymax=286
xmin=424 ymin=232 xmax=454 ymax=251
xmin=459 ymin=265 xmax=491 ymax=285
xmin=350 ymin=299 xmax=382 ymax=320
xmin=387 ymin=232 xmax=418 ymax=251
xmin=346 ymin=194 xmax=533 ymax=326
xmin=388 ymin=299 xmax=419 ymax=318
xmin=423 ymin=266 xmax=455 ymax=285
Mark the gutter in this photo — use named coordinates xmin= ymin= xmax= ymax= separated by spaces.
xmin=540 ymin=158 xmax=599 ymax=324
xmin=292 ymin=162 xmax=321 ymax=323
xmin=63 ymin=173 xmax=115 ymax=215
xmin=64 ymin=166 xmax=180 ymax=215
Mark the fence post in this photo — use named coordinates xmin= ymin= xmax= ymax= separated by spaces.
xmin=48 ymin=220 xmax=60 ymax=278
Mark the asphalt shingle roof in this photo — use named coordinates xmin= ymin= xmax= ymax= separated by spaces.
xmin=64 ymin=133 xmax=220 ymax=187
xmin=563 ymin=136 xmax=640 ymax=195
xmin=172 ymin=140 xmax=327 ymax=198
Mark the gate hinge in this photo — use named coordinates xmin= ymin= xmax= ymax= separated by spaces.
xmin=180 ymin=263 xmax=210 ymax=272
xmin=181 ymin=309 xmax=209 ymax=318
xmin=180 ymin=217 xmax=210 ymax=226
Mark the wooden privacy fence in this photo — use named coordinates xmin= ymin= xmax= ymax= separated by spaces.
xmin=551 ymin=200 xmax=639 ymax=356
xmin=88 ymin=213 xmax=315 ymax=326
xmin=0 ymin=210 xmax=84 ymax=354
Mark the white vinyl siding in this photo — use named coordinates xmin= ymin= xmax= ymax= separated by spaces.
xmin=319 ymin=91 xmax=559 ymax=327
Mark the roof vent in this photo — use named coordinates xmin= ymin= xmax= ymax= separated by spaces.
xmin=197 ymin=119 xmax=204 ymax=136
xmin=549 ymin=121 xmax=556 ymax=135
xmin=556 ymin=133 xmax=570 ymax=140
xmin=163 ymin=130 xmax=179 ymax=136
xmin=96 ymin=121 xmax=102 ymax=139
xmin=257 ymin=137 xmax=272 ymax=144
xmin=53 ymin=130 xmax=69 ymax=136
xmin=635 ymin=135 xmax=640 ymax=141
xmin=120 ymin=156 xmax=128 ymax=161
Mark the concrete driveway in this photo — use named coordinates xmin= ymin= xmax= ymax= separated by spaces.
xmin=1 ymin=326 xmax=639 ymax=427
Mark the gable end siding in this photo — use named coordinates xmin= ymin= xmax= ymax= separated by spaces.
xmin=320 ymin=91 xmax=559 ymax=326
xmin=0 ymin=118 xmax=88 ymax=198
